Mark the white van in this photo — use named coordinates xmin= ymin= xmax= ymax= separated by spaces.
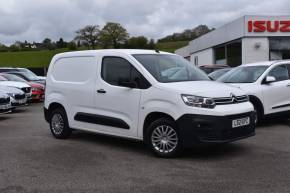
xmin=44 ymin=50 xmax=256 ymax=157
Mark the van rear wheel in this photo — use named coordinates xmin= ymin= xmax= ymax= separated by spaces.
xmin=49 ymin=108 xmax=71 ymax=139
xmin=145 ymin=118 xmax=183 ymax=158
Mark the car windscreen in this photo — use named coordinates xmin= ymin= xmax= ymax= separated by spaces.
xmin=217 ymin=66 xmax=268 ymax=83
xmin=2 ymin=74 xmax=26 ymax=82
xmin=209 ymin=68 xmax=231 ymax=80
xmin=0 ymin=75 xmax=7 ymax=81
xmin=19 ymin=69 xmax=39 ymax=77
xmin=133 ymin=54 xmax=209 ymax=83
xmin=17 ymin=72 xmax=39 ymax=81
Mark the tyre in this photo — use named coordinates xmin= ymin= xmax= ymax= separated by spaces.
xmin=49 ymin=108 xmax=71 ymax=139
xmin=253 ymin=104 xmax=262 ymax=124
xmin=145 ymin=118 xmax=183 ymax=158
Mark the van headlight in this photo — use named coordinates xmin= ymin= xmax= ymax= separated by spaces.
xmin=181 ymin=94 xmax=216 ymax=109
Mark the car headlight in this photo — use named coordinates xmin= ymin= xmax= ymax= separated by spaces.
xmin=181 ymin=94 xmax=216 ymax=109
xmin=7 ymin=93 xmax=15 ymax=98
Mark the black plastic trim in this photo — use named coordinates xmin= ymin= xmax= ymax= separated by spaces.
xmin=176 ymin=112 xmax=256 ymax=147
xmin=74 ymin=112 xmax=130 ymax=129
xmin=272 ymin=103 xmax=290 ymax=109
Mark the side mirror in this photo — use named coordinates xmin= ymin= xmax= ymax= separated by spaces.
xmin=264 ymin=76 xmax=276 ymax=84
xmin=118 ymin=80 xmax=137 ymax=88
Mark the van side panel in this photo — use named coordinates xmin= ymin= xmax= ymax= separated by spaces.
xmin=46 ymin=56 xmax=97 ymax=129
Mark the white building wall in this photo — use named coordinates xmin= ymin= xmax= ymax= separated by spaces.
xmin=190 ymin=48 xmax=214 ymax=66
xmin=242 ymin=37 xmax=269 ymax=64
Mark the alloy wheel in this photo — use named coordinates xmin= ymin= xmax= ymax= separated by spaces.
xmin=151 ymin=125 xmax=178 ymax=154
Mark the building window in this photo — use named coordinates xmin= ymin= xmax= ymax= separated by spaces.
xmin=214 ymin=46 xmax=226 ymax=65
xmin=214 ymin=40 xmax=241 ymax=67
xmin=270 ymin=38 xmax=290 ymax=60
xmin=227 ymin=41 xmax=242 ymax=67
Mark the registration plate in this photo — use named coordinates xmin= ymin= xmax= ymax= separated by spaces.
xmin=0 ymin=104 xmax=11 ymax=110
xmin=232 ymin=117 xmax=250 ymax=128
xmin=18 ymin=99 xmax=26 ymax=104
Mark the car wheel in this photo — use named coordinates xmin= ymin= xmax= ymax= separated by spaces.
xmin=253 ymin=105 xmax=261 ymax=124
xmin=145 ymin=118 xmax=183 ymax=158
xmin=49 ymin=108 xmax=71 ymax=139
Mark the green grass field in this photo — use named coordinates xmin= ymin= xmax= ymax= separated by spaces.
xmin=0 ymin=48 xmax=68 ymax=68
xmin=0 ymin=41 xmax=188 ymax=68
xmin=156 ymin=41 xmax=188 ymax=53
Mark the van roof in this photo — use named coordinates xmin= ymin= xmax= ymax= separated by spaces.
xmin=54 ymin=49 xmax=173 ymax=58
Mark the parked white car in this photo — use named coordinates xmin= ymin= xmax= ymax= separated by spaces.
xmin=0 ymin=85 xmax=27 ymax=109
xmin=0 ymin=90 xmax=11 ymax=114
xmin=44 ymin=50 xmax=256 ymax=157
xmin=218 ymin=60 xmax=290 ymax=122
xmin=0 ymin=76 xmax=32 ymax=100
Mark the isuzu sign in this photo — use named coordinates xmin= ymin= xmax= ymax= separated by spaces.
xmin=248 ymin=20 xmax=290 ymax=32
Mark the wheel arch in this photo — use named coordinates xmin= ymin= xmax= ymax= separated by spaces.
xmin=249 ymin=95 xmax=264 ymax=116
xmin=142 ymin=112 xmax=175 ymax=140
xmin=45 ymin=102 xmax=67 ymax=122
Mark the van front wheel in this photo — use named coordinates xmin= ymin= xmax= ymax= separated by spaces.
xmin=145 ymin=118 xmax=183 ymax=158
xmin=49 ymin=108 xmax=71 ymax=139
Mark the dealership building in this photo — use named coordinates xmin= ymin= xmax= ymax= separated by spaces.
xmin=175 ymin=15 xmax=290 ymax=67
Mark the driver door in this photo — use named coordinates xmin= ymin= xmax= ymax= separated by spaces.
xmin=262 ymin=64 xmax=290 ymax=114
xmin=92 ymin=55 xmax=149 ymax=138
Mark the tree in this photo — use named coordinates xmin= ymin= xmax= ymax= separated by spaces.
xmin=0 ymin=43 xmax=8 ymax=52
xmin=75 ymin=25 xmax=100 ymax=49
xmin=42 ymin=38 xmax=54 ymax=50
xmin=56 ymin=38 xmax=67 ymax=48
xmin=67 ymin=41 xmax=77 ymax=50
xmin=126 ymin=36 xmax=148 ymax=49
xmin=100 ymin=22 xmax=129 ymax=48
xmin=147 ymin=39 xmax=155 ymax=49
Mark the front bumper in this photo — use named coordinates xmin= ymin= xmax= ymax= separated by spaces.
xmin=0 ymin=103 xmax=12 ymax=114
xmin=11 ymin=98 xmax=28 ymax=108
xmin=176 ymin=111 xmax=256 ymax=147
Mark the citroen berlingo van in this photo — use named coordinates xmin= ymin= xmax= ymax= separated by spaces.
xmin=44 ymin=50 xmax=256 ymax=157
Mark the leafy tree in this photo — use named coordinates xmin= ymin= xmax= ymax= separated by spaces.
xmin=126 ymin=36 xmax=148 ymax=49
xmin=147 ymin=39 xmax=155 ymax=49
xmin=75 ymin=25 xmax=100 ymax=49
xmin=9 ymin=44 xmax=20 ymax=52
xmin=158 ymin=25 xmax=213 ymax=42
xmin=67 ymin=41 xmax=77 ymax=50
xmin=42 ymin=38 xmax=55 ymax=50
xmin=0 ymin=43 xmax=8 ymax=52
xmin=56 ymin=38 xmax=67 ymax=48
xmin=100 ymin=22 xmax=129 ymax=48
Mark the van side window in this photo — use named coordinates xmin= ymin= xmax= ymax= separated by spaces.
xmin=101 ymin=57 xmax=151 ymax=89
xmin=268 ymin=65 xmax=289 ymax=82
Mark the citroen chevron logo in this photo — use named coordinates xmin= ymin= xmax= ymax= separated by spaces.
xmin=230 ymin=93 xmax=237 ymax=102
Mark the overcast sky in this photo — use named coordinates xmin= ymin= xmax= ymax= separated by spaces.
xmin=0 ymin=0 xmax=289 ymax=45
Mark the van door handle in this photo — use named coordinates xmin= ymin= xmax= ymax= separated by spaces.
xmin=97 ymin=89 xmax=106 ymax=94
xmin=287 ymin=84 xmax=290 ymax=87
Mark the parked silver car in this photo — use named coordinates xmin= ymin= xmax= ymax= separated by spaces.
xmin=0 ymin=90 xmax=11 ymax=114
xmin=0 ymin=85 xmax=27 ymax=109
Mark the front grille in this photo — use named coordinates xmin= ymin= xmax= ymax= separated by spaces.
xmin=0 ymin=97 xmax=10 ymax=104
xmin=21 ymin=87 xmax=31 ymax=93
xmin=214 ymin=95 xmax=248 ymax=105
xmin=14 ymin=94 xmax=26 ymax=100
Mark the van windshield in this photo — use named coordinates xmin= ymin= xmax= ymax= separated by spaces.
xmin=133 ymin=54 xmax=209 ymax=83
